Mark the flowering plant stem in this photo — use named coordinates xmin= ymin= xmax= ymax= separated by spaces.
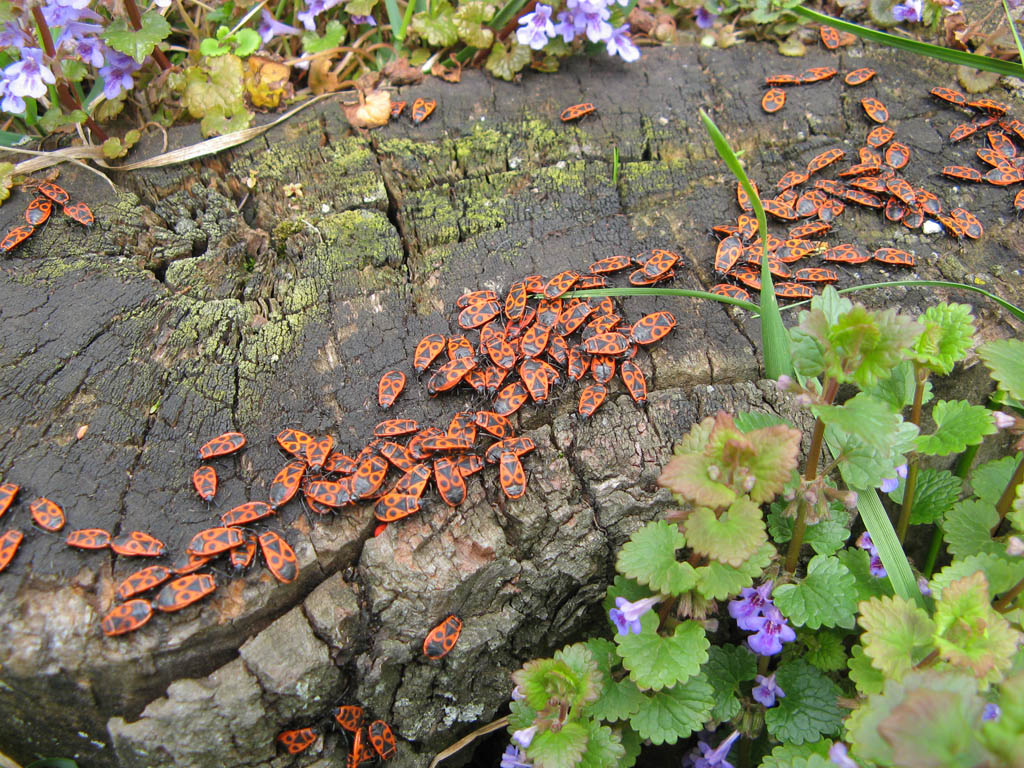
xmin=784 ymin=377 xmax=838 ymax=572
xmin=124 ymin=0 xmax=172 ymax=70
xmin=895 ymin=362 xmax=929 ymax=543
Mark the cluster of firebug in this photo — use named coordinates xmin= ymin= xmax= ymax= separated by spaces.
xmin=0 ymin=178 xmax=93 ymax=253
xmin=390 ymin=96 xmax=436 ymax=124
xmin=715 ymin=67 xmax=990 ymax=302
xmin=275 ymin=703 xmax=398 ymax=764
xmin=928 ymin=86 xmax=1024 ymax=214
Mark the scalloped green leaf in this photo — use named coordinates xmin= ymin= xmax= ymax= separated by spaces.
xmin=703 ymin=644 xmax=757 ymax=721
xmin=103 ymin=11 xmax=171 ymax=62
xmin=830 ymin=419 xmax=919 ymax=490
xmin=814 ymin=392 xmax=914 ymax=455
xmin=684 ymin=498 xmax=767 ymax=567
xmin=888 ymin=466 xmax=961 ymax=526
xmin=703 ymin=413 xmax=801 ymax=504
xmin=773 ymin=555 xmax=858 ymax=629
xmin=615 ymin=520 xmax=696 ymax=596
xmin=734 ymin=411 xmax=791 ymax=431
xmin=411 ymin=1 xmax=459 ymax=46
xmin=835 ymin=547 xmax=893 ymax=602
xmin=759 ymin=741 xmax=834 ymax=768
xmin=658 ymin=453 xmax=737 ymax=509
xmin=913 ymin=302 xmax=975 ymax=376
xmin=302 ymin=20 xmax=346 ymax=54
xmin=555 ymin=643 xmax=602 ymax=709
xmin=858 ymin=594 xmax=935 ymax=680
xmin=514 ymin=657 xmax=566 ymax=711
xmin=578 ymin=719 xmax=625 ymax=768
xmin=979 ymin=338 xmax=1024 ymax=401
xmin=453 ymin=1 xmax=495 ymax=47
xmin=527 ymin=720 xmax=588 ymax=768
xmin=628 ymin=674 xmax=715 ymax=745
xmin=915 ymin=399 xmax=997 ymax=456
xmin=848 ymin=643 xmax=886 ymax=696
xmin=930 ymin=553 xmax=1024 ymax=601
xmin=944 ymin=498 xmax=1001 ymax=559
xmin=765 ymin=659 xmax=843 ymax=744
xmin=768 ymin=508 xmax=850 ymax=556
xmin=793 ymin=627 xmax=849 ymax=672
xmin=484 ymin=38 xmax=531 ymax=81
xmin=694 ymin=542 xmax=775 ymax=601
xmin=585 ymin=638 xmax=646 ymax=722
xmin=865 ymin=359 xmax=929 ymax=411
xmin=345 ymin=0 xmax=378 ymax=15
xmin=617 ymin=617 xmax=709 ymax=691
xmin=970 ymin=454 xmax=1021 ymax=505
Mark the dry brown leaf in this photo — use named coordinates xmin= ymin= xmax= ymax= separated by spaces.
xmin=432 ymin=62 xmax=462 ymax=83
xmin=309 ymin=58 xmax=341 ymax=95
xmin=344 ymin=90 xmax=392 ymax=129
xmin=382 ymin=57 xmax=425 ymax=85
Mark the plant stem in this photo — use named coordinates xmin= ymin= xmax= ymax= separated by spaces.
xmin=31 ymin=6 xmax=109 ymax=141
xmin=896 ymin=364 xmax=928 ymax=543
xmin=994 ymin=574 xmax=1024 ymax=612
xmin=993 ymin=455 xmax=1024 ymax=530
xmin=924 ymin=443 xmax=978 ymax=576
xmin=784 ymin=377 xmax=838 ymax=572
xmin=757 ymin=654 xmax=769 ymax=676
xmin=124 ymin=0 xmax=172 ymax=70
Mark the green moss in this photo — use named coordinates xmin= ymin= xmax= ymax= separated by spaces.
xmin=453 ymin=125 xmax=509 ymax=177
xmin=376 ymin=137 xmax=453 ymax=192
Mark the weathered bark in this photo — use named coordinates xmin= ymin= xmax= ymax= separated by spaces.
xmin=0 ymin=41 xmax=1019 ymax=767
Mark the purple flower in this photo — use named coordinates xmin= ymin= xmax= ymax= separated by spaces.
xmin=98 ymin=51 xmax=142 ymax=100
xmin=751 ymin=672 xmax=785 ymax=707
xmin=501 ymin=744 xmax=532 ymax=768
xmin=829 ymin=742 xmax=858 ymax=768
xmin=297 ymin=0 xmax=344 ymax=30
xmin=605 ymin=24 xmax=640 ymax=62
xmin=856 ymin=532 xmax=873 ymax=551
xmin=687 ymin=729 xmax=740 ymax=768
xmin=695 ymin=7 xmax=717 ymax=28
xmin=0 ymin=75 xmax=25 ymax=114
xmin=917 ymin=576 xmax=932 ymax=596
xmin=4 ymin=48 xmax=56 ymax=100
xmin=879 ymin=463 xmax=908 ymax=494
xmin=728 ymin=581 xmax=774 ymax=631
xmin=349 ymin=13 xmax=377 ymax=25
xmin=746 ymin=604 xmax=796 ymax=656
xmin=983 ymin=702 xmax=1001 ymax=721
xmin=576 ymin=8 xmax=613 ymax=42
xmin=75 ymin=37 xmax=108 ymax=68
xmin=0 ymin=20 xmax=28 ymax=48
xmin=259 ymin=9 xmax=302 ymax=43
xmin=516 ymin=4 xmax=556 ymax=50
xmin=609 ymin=595 xmax=662 ymax=635
xmin=892 ymin=0 xmax=922 ymax=22
xmin=993 ymin=411 xmax=1016 ymax=430
xmin=553 ymin=10 xmax=577 ymax=42
xmin=512 ymin=725 xmax=537 ymax=749
xmin=1007 ymin=0 xmax=1023 ymax=9
xmin=510 ymin=684 xmax=526 ymax=701
xmin=869 ymin=554 xmax=887 ymax=578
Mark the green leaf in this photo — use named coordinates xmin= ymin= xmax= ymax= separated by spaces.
xmin=585 ymin=638 xmax=646 ymax=722
xmin=485 ymin=38 xmax=532 ymax=80
xmin=617 ymin=724 xmax=642 ymax=768
xmin=345 ymin=0 xmax=378 ymax=14
xmin=628 ymin=674 xmax=715 ymax=744
xmin=933 ymin=572 xmax=1021 ymax=685
xmin=979 ymin=338 xmax=1024 ymax=401
xmin=555 ymin=643 xmax=602 ymax=709
xmin=200 ymin=101 xmax=252 ymax=137
xmin=829 ymin=416 xmax=919 ymax=490
xmin=302 ymin=20 xmax=346 ymax=54
xmin=694 ymin=542 xmax=775 ymax=601
xmin=617 ymin=617 xmax=709 ymax=691
xmin=878 ymin=684 xmax=991 ymax=768
xmin=971 ymin=454 xmax=1021 ymax=506
xmin=768 ymin=507 xmax=850 ymax=556
xmin=514 ymin=658 xmax=565 ymax=710
xmin=527 ymin=720 xmax=588 ymax=768
xmin=864 ymin=360 xmax=926 ymax=411
xmin=944 ymin=499 xmax=1001 ymax=559
xmin=199 ymin=37 xmax=230 ymax=57
xmin=61 ymin=59 xmax=88 ymax=83
xmin=734 ymin=411 xmax=791 ymax=431
xmin=765 ymin=659 xmax=842 ymax=744
xmin=794 ymin=627 xmax=849 ymax=672
xmin=703 ymin=644 xmax=757 ymax=721
xmin=814 ymin=392 xmax=914 ymax=457
xmin=616 ymin=520 xmax=696 ymax=596
xmin=659 ymin=454 xmax=737 ymax=509
xmin=858 ymin=594 xmax=935 ymax=680
xmin=514 ymin=646 xmax=600 ymax=714
xmin=508 ymin=699 xmax=537 ymax=732
xmin=103 ymin=11 xmax=171 ymax=63
xmin=773 ymin=555 xmax=858 ymax=629
xmin=411 ymin=2 xmax=459 ymax=46
xmin=706 ymin=413 xmax=802 ymax=504
xmin=915 ymin=399 xmax=997 ymax=456
xmin=930 ymin=553 xmax=1024 ymax=601
xmin=835 ymin=547 xmax=893 ymax=603
xmin=913 ymin=302 xmax=976 ymax=376
xmin=454 ymin=1 xmax=495 ymax=47
xmin=888 ymin=467 xmax=961 ymax=526
xmin=233 ymin=29 xmax=260 ymax=57
xmin=848 ymin=644 xmax=886 ymax=696
xmin=684 ymin=498 xmax=767 ymax=567
xmin=578 ymin=719 xmax=625 ymax=768
xmin=759 ymin=741 xmax=833 ymax=768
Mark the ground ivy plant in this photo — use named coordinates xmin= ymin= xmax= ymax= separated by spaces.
xmin=503 ymin=286 xmax=1024 ymax=768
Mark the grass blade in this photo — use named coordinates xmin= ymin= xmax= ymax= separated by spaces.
xmin=1003 ymin=0 xmax=1024 ymax=66
xmin=794 ymin=6 xmax=1024 ymax=78
xmin=699 ymin=108 xmax=793 ymax=380
xmin=0 ymin=130 xmax=36 ymax=148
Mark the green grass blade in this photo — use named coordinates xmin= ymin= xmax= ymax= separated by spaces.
xmin=612 ymin=145 xmax=619 ymax=185
xmin=0 ymin=130 xmax=35 ymax=147
xmin=851 ymin=483 xmax=922 ymax=605
xmin=1003 ymin=0 xmax=1024 ymax=66
xmin=794 ymin=6 xmax=1024 ymax=78
xmin=491 ymin=0 xmax=530 ymax=29
xmin=834 ymin=280 xmax=1024 ymax=323
xmin=563 ymin=286 xmax=760 ymax=311
xmin=699 ymin=108 xmax=793 ymax=380
xmin=384 ymin=0 xmax=405 ymax=38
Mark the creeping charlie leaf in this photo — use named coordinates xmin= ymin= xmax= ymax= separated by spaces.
xmin=887 ymin=466 xmax=961 ymax=526
xmin=684 ymin=498 xmax=767 ymax=567
xmin=765 ymin=659 xmax=843 ymax=744
xmin=103 ymin=11 xmax=171 ymax=62
xmin=915 ymin=399 xmax=997 ymax=456
xmin=411 ymin=1 xmax=459 ymax=46
xmin=858 ymin=594 xmax=935 ymax=680
xmin=978 ymin=338 xmax=1024 ymax=401
xmin=585 ymin=638 xmax=647 ymax=722
xmin=454 ymin=1 xmax=496 ymax=47
xmin=616 ymin=520 xmax=697 ymax=595
xmin=628 ymin=673 xmax=715 ymax=744
xmin=617 ymin=617 xmax=709 ymax=691
xmin=578 ymin=720 xmax=625 ymax=768
xmin=703 ymin=644 xmax=757 ymax=721
xmin=773 ymin=554 xmax=858 ymax=629
xmin=527 ymin=720 xmax=588 ymax=768
xmin=913 ymin=302 xmax=975 ymax=376
xmin=695 ymin=542 xmax=776 ymax=601
xmin=485 ymin=38 xmax=532 ymax=80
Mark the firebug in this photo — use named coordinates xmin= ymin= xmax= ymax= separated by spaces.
xmin=198 ymin=431 xmax=246 ymax=460
xmin=29 ymin=497 xmax=65 ymax=532
xmin=100 ymin=599 xmax=153 ymax=636
xmin=192 ymin=466 xmax=217 ymax=502
xmin=423 ymin=614 xmax=463 ymax=659
xmin=154 ymin=573 xmax=217 ymax=612
xmin=66 ymin=528 xmax=112 ymax=550
xmin=258 ymin=531 xmax=299 ymax=583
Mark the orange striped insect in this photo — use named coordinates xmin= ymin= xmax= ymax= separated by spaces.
xmin=433 ymin=457 xmax=467 ymax=507
xmin=187 ymin=526 xmax=245 ymax=557
xmin=761 ymin=88 xmax=785 ymax=113
xmin=498 ymin=451 xmax=527 ymax=499
xmin=588 ymin=254 xmax=632 ymax=274
xmin=949 ymin=123 xmax=979 ymax=142
xmin=349 ymin=727 xmax=377 ymax=768
xmin=823 ymin=243 xmax=871 ymax=264
xmin=29 ymin=497 xmax=65 ymax=531
xmin=843 ymin=68 xmax=875 ymax=86
xmin=111 ymin=530 xmax=165 ymax=557
xmin=221 ymin=500 xmax=275 ymax=525
xmin=560 ymin=103 xmax=595 ymax=121
xmin=24 ymin=197 xmax=52 ymax=226
xmin=942 ymin=165 xmax=982 ymax=182
xmin=715 ymin=235 xmax=744 ymax=274
xmin=259 ymin=530 xmax=298 ymax=583
xmin=377 ymin=370 xmax=406 ymax=408
xmin=192 ymin=465 xmax=217 ymax=502
xmin=0 ymin=224 xmax=35 ymax=252
xmin=230 ymin=533 xmax=258 ymax=569
xmin=101 ymin=599 xmax=154 ymax=636
xmin=334 ymin=705 xmax=364 ymax=732
xmin=860 ymin=97 xmax=888 ymax=123
xmin=930 ymin=86 xmax=966 ymax=106
xmin=764 ymin=74 xmax=801 ymax=86
xmin=154 ymin=573 xmax=217 ymax=612
xmin=578 ymin=382 xmax=607 ymax=417
xmin=0 ymin=529 xmax=23 ymax=572
xmin=353 ymin=455 xmax=390 ymax=499
xmin=0 ymin=482 xmax=19 ymax=518
xmin=62 ymin=202 xmax=94 ymax=226
xmin=374 ymin=419 xmax=419 ymax=437
xmin=66 ymin=528 xmax=111 ymax=550
xmin=170 ymin=550 xmax=214 ymax=574
xmin=324 ymin=452 xmax=357 ymax=474
xmin=198 ymin=431 xmax=246 ymax=460
xmin=543 ymin=269 xmax=580 ymax=298
xmin=305 ymin=478 xmax=353 ymax=507
xmin=872 ymin=247 xmax=915 ymax=266
xmin=630 ymin=311 xmax=675 ymax=345
xmin=710 ymin=284 xmax=751 ymax=302
xmin=485 ymin=436 xmax=537 ymax=463
xmin=424 ymin=615 xmax=463 ymax=659
xmin=866 ymin=125 xmax=895 ymax=148
xmin=493 ymin=380 xmax=529 ymax=416
xmin=411 ymin=97 xmax=436 ymax=123
xmin=819 ymin=25 xmax=842 ymax=48
xmin=794 ymin=267 xmax=838 ymax=283
xmin=268 ymin=460 xmax=305 ymax=509
xmin=427 ymin=356 xmax=477 ymax=394
xmin=368 ymin=720 xmax=397 ymax=760
xmin=799 ymin=66 xmax=836 ymax=83
xmin=374 ymin=492 xmax=421 ymax=522
xmin=276 ymin=427 xmax=313 ymax=459
xmin=36 ymin=181 xmax=70 ymax=205
xmin=305 ymin=434 xmax=333 ymax=473
xmin=884 ymin=141 xmax=910 ymax=170
xmin=774 ymin=282 xmax=815 ymax=299
xmin=277 ymin=727 xmax=318 ymax=755
xmin=117 ymin=564 xmax=172 ymax=600
xmin=413 ymin=333 xmax=446 ymax=371
xmin=390 ymin=100 xmax=406 ymax=118
xmin=950 ymin=207 xmax=983 ymax=239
